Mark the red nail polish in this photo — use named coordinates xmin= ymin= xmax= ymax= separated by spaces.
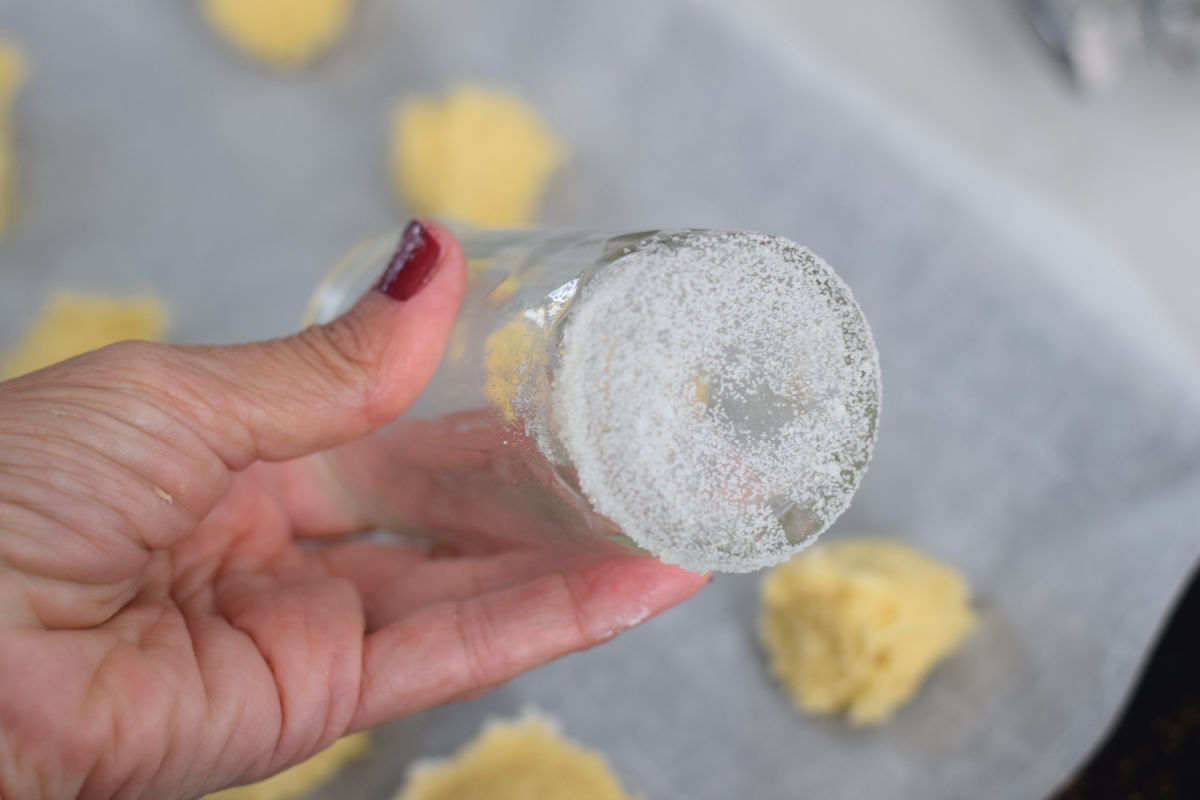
xmin=378 ymin=220 xmax=442 ymax=301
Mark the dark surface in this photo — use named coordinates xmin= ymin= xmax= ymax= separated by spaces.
xmin=1053 ymin=563 xmax=1200 ymax=799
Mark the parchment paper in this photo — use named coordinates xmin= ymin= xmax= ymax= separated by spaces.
xmin=1 ymin=2 xmax=1198 ymax=798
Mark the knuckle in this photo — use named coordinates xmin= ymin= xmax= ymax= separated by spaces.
xmin=454 ymin=599 xmax=501 ymax=689
xmin=560 ymin=572 xmax=599 ymax=644
xmin=92 ymin=339 xmax=175 ymax=382
xmin=86 ymin=342 xmax=203 ymax=417
xmin=295 ymin=317 xmax=386 ymax=420
xmin=90 ymin=341 xmax=199 ymax=419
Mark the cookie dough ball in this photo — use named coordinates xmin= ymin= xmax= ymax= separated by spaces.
xmin=0 ymin=40 xmax=26 ymax=238
xmin=760 ymin=538 xmax=974 ymax=726
xmin=204 ymin=733 xmax=370 ymax=800
xmin=395 ymin=715 xmax=636 ymax=800
xmin=2 ymin=291 xmax=168 ymax=379
xmin=201 ymin=0 xmax=356 ymax=70
xmin=484 ymin=315 xmax=540 ymax=423
xmin=390 ymin=86 xmax=566 ymax=228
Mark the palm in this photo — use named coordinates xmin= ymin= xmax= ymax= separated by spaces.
xmin=2 ymin=450 xmax=701 ymax=799
xmin=4 ymin=460 xmax=366 ymax=797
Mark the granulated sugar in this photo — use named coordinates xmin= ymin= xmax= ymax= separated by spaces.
xmin=551 ymin=231 xmax=880 ymax=573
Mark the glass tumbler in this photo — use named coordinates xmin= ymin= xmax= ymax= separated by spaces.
xmin=305 ymin=228 xmax=881 ymax=572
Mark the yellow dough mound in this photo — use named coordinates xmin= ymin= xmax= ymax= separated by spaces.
xmin=391 ymin=85 xmax=566 ymax=228
xmin=204 ymin=733 xmax=370 ymax=800
xmin=202 ymin=0 xmax=356 ymax=70
xmin=483 ymin=315 xmax=540 ymax=423
xmin=0 ymin=39 xmax=26 ymax=237
xmin=2 ymin=291 xmax=168 ymax=379
xmin=760 ymin=538 xmax=974 ymax=726
xmin=395 ymin=715 xmax=637 ymax=800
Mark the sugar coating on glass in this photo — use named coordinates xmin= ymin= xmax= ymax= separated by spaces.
xmin=550 ymin=231 xmax=880 ymax=573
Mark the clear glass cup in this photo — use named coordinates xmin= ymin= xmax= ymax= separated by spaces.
xmin=305 ymin=228 xmax=881 ymax=572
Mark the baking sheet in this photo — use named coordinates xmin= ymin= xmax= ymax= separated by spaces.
xmin=2 ymin=1 xmax=1199 ymax=798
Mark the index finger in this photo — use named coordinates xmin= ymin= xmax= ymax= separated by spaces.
xmin=348 ymin=555 xmax=709 ymax=730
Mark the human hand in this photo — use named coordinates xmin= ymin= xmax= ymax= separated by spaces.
xmin=0 ymin=221 xmax=708 ymax=799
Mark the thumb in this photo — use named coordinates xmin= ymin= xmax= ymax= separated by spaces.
xmin=168 ymin=219 xmax=468 ymax=468
xmin=1 ymin=218 xmax=466 ymax=501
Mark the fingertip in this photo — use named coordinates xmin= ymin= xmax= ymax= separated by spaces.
xmin=414 ymin=218 xmax=468 ymax=307
xmin=336 ymin=219 xmax=468 ymax=424
xmin=574 ymin=556 xmax=710 ymax=641
xmin=417 ymin=218 xmax=465 ymax=264
xmin=369 ymin=218 xmax=468 ymax=310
